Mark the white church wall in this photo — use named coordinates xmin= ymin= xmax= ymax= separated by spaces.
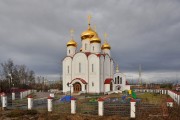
xmin=82 ymin=39 xmax=90 ymax=52
xmin=90 ymin=43 xmax=101 ymax=53
xmin=72 ymin=53 xmax=88 ymax=81
xmin=104 ymin=55 xmax=111 ymax=79
xmin=110 ymin=60 xmax=114 ymax=78
xmin=100 ymin=56 xmax=105 ymax=93
xmin=105 ymin=84 xmax=110 ymax=92
xmin=67 ymin=46 xmax=76 ymax=57
xmin=62 ymin=57 xmax=72 ymax=93
xmin=88 ymin=54 xmax=100 ymax=93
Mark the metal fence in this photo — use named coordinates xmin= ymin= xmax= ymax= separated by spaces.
xmin=136 ymin=102 xmax=163 ymax=119
xmin=104 ymin=101 xmax=130 ymax=116
xmin=77 ymin=100 xmax=98 ymax=115
xmin=53 ymin=102 xmax=71 ymax=114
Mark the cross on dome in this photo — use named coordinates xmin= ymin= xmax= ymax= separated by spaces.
xmin=70 ymin=29 xmax=74 ymax=39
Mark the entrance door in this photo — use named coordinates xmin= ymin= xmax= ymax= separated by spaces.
xmin=110 ymin=82 xmax=113 ymax=91
xmin=73 ymin=82 xmax=81 ymax=93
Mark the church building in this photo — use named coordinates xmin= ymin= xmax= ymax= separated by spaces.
xmin=62 ymin=16 xmax=130 ymax=94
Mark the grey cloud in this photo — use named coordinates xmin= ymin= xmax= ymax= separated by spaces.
xmin=0 ymin=0 xmax=180 ymax=81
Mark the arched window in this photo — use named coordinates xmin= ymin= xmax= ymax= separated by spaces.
xmin=69 ymin=50 xmax=70 ymax=54
xmin=117 ymin=76 xmax=119 ymax=84
xmin=120 ymin=77 xmax=122 ymax=84
xmin=93 ymin=46 xmax=94 ymax=51
xmin=79 ymin=63 xmax=81 ymax=73
xmin=115 ymin=77 xmax=116 ymax=84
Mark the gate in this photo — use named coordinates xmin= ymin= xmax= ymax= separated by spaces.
xmin=104 ymin=101 xmax=130 ymax=116
xmin=77 ymin=100 xmax=98 ymax=115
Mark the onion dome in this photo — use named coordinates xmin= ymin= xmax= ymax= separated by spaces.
xmin=81 ymin=27 xmax=97 ymax=40
xmin=67 ymin=39 xmax=77 ymax=47
xmin=81 ymin=15 xmax=97 ymax=40
xmin=90 ymin=34 xmax=101 ymax=43
xmin=101 ymin=40 xmax=111 ymax=50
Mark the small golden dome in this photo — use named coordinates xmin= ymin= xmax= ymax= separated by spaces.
xmin=81 ymin=27 xmax=97 ymax=40
xmin=90 ymin=34 xmax=101 ymax=43
xmin=101 ymin=41 xmax=111 ymax=50
xmin=67 ymin=39 xmax=77 ymax=47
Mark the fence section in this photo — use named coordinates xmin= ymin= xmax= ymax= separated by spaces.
xmin=104 ymin=101 xmax=130 ymax=116
xmin=77 ymin=100 xmax=98 ymax=115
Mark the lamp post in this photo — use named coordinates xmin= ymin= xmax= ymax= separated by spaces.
xmin=69 ymin=84 xmax=72 ymax=97
xmin=8 ymin=73 xmax=12 ymax=89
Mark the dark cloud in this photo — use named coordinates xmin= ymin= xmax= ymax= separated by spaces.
xmin=0 ymin=0 xmax=180 ymax=81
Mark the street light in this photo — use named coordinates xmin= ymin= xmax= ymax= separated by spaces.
xmin=8 ymin=73 xmax=12 ymax=89
xmin=69 ymin=84 xmax=73 ymax=97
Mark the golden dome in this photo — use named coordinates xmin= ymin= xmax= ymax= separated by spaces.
xmin=67 ymin=39 xmax=77 ymax=47
xmin=90 ymin=34 xmax=101 ymax=43
xmin=101 ymin=41 xmax=111 ymax=50
xmin=81 ymin=27 xmax=97 ymax=40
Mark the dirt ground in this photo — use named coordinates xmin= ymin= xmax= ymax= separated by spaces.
xmin=0 ymin=109 xmax=128 ymax=120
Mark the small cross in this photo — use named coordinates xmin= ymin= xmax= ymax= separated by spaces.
xmin=70 ymin=29 xmax=74 ymax=38
xmin=88 ymin=14 xmax=92 ymax=25
xmin=104 ymin=33 xmax=108 ymax=40
xmin=94 ymin=25 xmax=96 ymax=31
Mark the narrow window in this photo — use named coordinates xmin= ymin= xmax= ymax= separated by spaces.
xmin=79 ymin=63 xmax=81 ymax=73
xmin=120 ymin=77 xmax=122 ymax=84
xmin=69 ymin=50 xmax=70 ymax=54
xmin=93 ymin=46 xmax=94 ymax=51
xmin=92 ymin=82 xmax=94 ymax=86
xmin=92 ymin=64 xmax=94 ymax=72
xmin=117 ymin=76 xmax=119 ymax=84
xmin=115 ymin=77 xmax=116 ymax=84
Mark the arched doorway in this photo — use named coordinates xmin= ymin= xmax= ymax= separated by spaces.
xmin=73 ymin=82 xmax=81 ymax=93
xmin=116 ymin=86 xmax=121 ymax=90
xmin=110 ymin=82 xmax=113 ymax=91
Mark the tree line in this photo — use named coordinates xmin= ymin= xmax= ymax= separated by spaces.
xmin=0 ymin=59 xmax=35 ymax=92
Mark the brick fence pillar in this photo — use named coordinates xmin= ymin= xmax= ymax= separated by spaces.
xmin=12 ymin=92 xmax=15 ymax=100
xmin=28 ymin=95 xmax=33 ymax=110
xmin=71 ymin=98 xmax=76 ymax=114
xmin=47 ymin=96 xmax=53 ymax=112
xmin=166 ymin=98 xmax=173 ymax=107
xmin=98 ymin=98 xmax=104 ymax=116
xmin=2 ymin=93 xmax=7 ymax=110
xmin=130 ymin=99 xmax=136 ymax=118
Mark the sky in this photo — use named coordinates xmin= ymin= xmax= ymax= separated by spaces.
xmin=0 ymin=0 xmax=180 ymax=83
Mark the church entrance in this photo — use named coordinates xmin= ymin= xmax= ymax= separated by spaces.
xmin=73 ymin=82 xmax=82 ymax=93
xmin=110 ymin=82 xmax=113 ymax=91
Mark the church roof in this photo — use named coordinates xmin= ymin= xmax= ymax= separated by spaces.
xmin=70 ymin=78 xmax=87 ymax=84
xmin=104 ymin=78 xmax=113 ymax=84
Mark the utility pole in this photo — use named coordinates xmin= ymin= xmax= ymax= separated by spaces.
xmin=138 ymin=64 xmax=142 ymax=86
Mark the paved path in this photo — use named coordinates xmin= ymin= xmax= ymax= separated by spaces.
xmin=34 ymin=92 xmax=50 ymax=99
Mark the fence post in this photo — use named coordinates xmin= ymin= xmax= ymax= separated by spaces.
xmin=12 ymin=92 xmax=15 ymax=100
xmin=71 ymin=98 xmax=76 ymax=114
xmin=130 ymin=99 xmax=136 ymax=118
xmin=98 ymin=98 xmax=104 ymax=116
xmin=20 ymin=92 xmax=23 ymax=99
xmin=47 ymin=96 xmax=53 ymax=112
xmin=166 ymin=98 xmax=173 ymax=107
xmin=2 ymin=93 xmax=7 ymax=110
xmin=28 ymin=95 xmax=33 ymax=110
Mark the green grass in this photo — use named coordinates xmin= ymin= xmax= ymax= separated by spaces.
xmin=136 ymin=93 xmax=168 ymax=104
